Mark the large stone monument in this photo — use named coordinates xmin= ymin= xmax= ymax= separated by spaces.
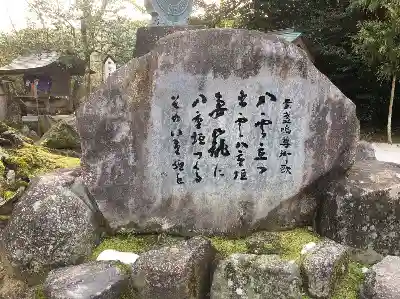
xmin=134 ymin=0 xmax=203 ymax=57
xmin=77 ymin=29 xmax=359 ymax=236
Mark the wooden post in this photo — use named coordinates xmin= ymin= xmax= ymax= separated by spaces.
xmin=44 ymin=96 xmax=50 ymax=114
xmin=33 ymin=79 xmax=41 ymax=136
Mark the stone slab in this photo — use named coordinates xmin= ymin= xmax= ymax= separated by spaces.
xmin=77 ymin=29 xmax=359 ymax=235
xmin=315 ymin=159 xmax=400 ymax=255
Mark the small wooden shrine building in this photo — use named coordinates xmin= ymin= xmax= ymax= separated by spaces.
xmin=0 ymin=52 xmax=90 ymax=117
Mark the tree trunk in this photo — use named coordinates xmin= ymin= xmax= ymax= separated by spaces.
xmin=86 ymin=56 xmax=91 ymax=95
xmin=81 ymin=14 xmax=91 ymax=101
xmin=387 ymin=74 xmax=396 ymax=144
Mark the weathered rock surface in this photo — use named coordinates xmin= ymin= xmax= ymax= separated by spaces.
xmin=360 ymin=256 xmax=400 ymax=299
xmin=315 ymin=160 xmax=400 ymax=255
xmin=131 ymin=237 xmax=215 ymax=299
xmin=211 ymin=253 xmax=302 ymax=299
xmin=356 ymin=141 xmax=376 ymax=161
xmin=0 ymin=168 xmax=102 ymax=285
xmin=39 ymin=116 xmax=80 ymax=151
xmin=43 ymin=261 xmax=129 ymax=299
xmin=350 ymin=247 xmax=384 ymax=266
xmin=302 ymin=239 xmax=349 ymax=298
xmin=77 ymin=28 xmax=359 ymax=235
xmin=0 ymin=260 xmax=32 ymax=299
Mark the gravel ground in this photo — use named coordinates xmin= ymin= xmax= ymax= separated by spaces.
xmin=372 ymin=143 xmax=400 ymax=164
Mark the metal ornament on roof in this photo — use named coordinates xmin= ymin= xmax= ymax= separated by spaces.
xmin=144 ymin=0 xmax=193 ymax=26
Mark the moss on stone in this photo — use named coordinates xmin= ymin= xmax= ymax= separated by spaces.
xmin=119 ymin=282 xmax=137 ymax=299
xmin=0 ymin=160 xmax=5 ymax=176
xmin=0 ymin=215 xmax=10 ymax=220
xmin=0 ymin=143 xmax=79 ymax=204
xmin=113 ymin=261 xmax=132 ymax=276
xmin=90 ymin=234 xmax=184 ymax=260
xmin=91 ymin=228 xmax=322 ymax=266
xmin=90 ymin=230 xmax=367 ymax=298
xmin=209 ymin=237 xmax=248 ymax=258
xmin=34 ymin=285 xmax=47 ymax=299
xmin=3 ymin=144 xmax=80 ymax=178
xmin=39 ymin=121 xmax=80 ymax=150
xmin=1 ymin=180 xmax=31 ymax=203
xmin=210 ymin=228 xmax=321 ymax=263
xmin=277 ymin=228 xmax=321 ymax=262
xmin=0 ymin=121 xmax=32 ymax=144
xmin=3 ymin=190 xmax=16 ymax=201
xmin=331 ymin=262 xmax=366 ymax=299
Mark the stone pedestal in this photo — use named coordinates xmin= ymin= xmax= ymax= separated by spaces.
xmin=134 ymin=25 xmax=206 ymax=58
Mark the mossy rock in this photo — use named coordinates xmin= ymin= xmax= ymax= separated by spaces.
xmin=0 ymin=143 xmax=80 ymax=201
xmin=3 ymin=143 xmax=80 ymax=179
xmin=90 ymin=234 xmax=186 ymax=260
xmin=208 ymin=228 xmax=321 ymax=263
xmin=39 ymin=118 xmax=80 ymax=150
xmin=91 ymin=229 xmax=321 ymax=263
xmin=3 ymin=190 xmax=16 ymax=201
xmin=91 ymin=229 xmax=367 ymax=299
xmin=0 ymin=121 xmax=33 ymax=146
xmin=331 ymin=262 xmax=366 ymax=299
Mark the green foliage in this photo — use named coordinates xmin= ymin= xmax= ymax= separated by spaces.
xmin=192 ymin=0 xmax=400 ymax=127
xmin=352 ymin=0 xmax=400 ymax=81
xmin=351 ymin=0 xmax=400 ymax=142
xmin=0 ymin=27 xmax=75 ymax=67
xmin=98 ymin=17 xmax=147 ymax=65
xmin=0 ymin=0 xmax=145 ymax=93
xmin=191 ymin=0 xmax=253 ymax=28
